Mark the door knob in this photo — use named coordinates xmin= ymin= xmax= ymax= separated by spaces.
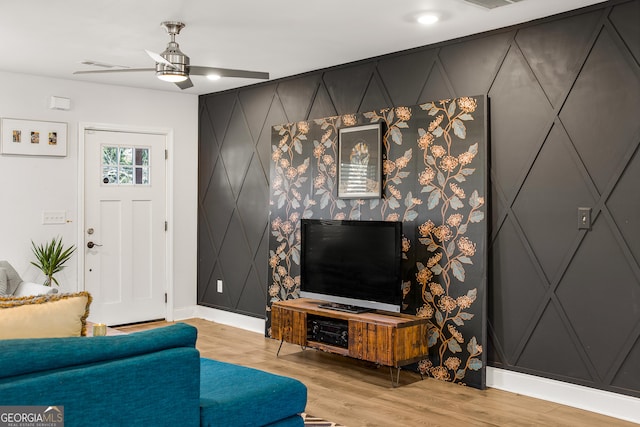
xmin=87 ymin=241 xmax=103 ymax=249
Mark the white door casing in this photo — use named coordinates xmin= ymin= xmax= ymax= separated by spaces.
xmin=82 ymin=128 xmax=168 ymax=326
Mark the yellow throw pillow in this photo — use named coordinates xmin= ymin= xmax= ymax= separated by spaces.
xmin=0 ymin=292 xmax=92 ymax=339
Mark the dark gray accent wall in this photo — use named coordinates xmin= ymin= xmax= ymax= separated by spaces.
xmin=198 ymin=0 xmax=639 ymax=397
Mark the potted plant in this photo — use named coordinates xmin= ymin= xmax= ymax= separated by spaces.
xmin=31 ymin=236 xmax=76 ymax=287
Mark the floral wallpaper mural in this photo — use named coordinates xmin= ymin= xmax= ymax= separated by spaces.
xmin=268 ymin=96 xmax=487 ymax=389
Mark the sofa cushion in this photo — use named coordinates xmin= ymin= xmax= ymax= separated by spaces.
xmin=0 ymin=261 xmax=22 ymax=295
xmin=0 ymin=291 xmax=91 ymax=339
xmin=200 ymin=358 xmax=307 ymax=427
xmin=0 ymin=345 xmax=201 ymax=427
xmin=0 ymin=268 xmax=7 ymax=296
xmin=0 ymin=323 xmax=198 ymax=380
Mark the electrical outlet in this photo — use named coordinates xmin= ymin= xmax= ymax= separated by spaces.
xmin=217 ymin=279 xmax=223 ymax=293
xmin=42 ymin=211 xmax=66 ymax=224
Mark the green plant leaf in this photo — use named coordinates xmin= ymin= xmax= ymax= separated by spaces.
xmin=30 ymin=236 xmax=76 ymax=287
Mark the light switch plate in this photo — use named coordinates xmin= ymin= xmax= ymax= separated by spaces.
xmin=42 ymin=211 xmax=66 ymax=224
xmin=578 ymin=207 xmax=591 ymax=230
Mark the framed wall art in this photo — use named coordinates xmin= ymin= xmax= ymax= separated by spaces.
xmin=1 ymin=118 xmax=68 ymax=157
xmin=337 ymin=122 xmax=382 ymax=199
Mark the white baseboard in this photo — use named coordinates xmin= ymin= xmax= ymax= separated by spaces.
xmin=190 ymin=305 xmax=266 ymax=335
xmin=172 ymin=306 xmax=197 ymax=322
xmin=487 ymin=367 xmax=640 ymax=424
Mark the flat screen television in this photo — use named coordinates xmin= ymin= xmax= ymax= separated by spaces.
xmin=300 ymin=218 xmax=402 ymax=313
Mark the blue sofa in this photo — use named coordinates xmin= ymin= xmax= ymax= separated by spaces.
xmin=0 ymin=323 xmax=307 ymax=427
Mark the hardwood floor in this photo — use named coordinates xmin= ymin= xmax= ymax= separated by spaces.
xmin=116 ymin=319 xmax=635 ymax=427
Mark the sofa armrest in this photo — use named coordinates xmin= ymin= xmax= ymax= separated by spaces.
xmin=13 ymin=281 xmax=58 ymax=297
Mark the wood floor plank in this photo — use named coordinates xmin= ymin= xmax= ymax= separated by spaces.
xmin=116 ymin=319 xmax=635 ymax=427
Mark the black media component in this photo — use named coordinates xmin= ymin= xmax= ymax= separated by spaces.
xmin=307 ymin=316 xmax=349 ymax=349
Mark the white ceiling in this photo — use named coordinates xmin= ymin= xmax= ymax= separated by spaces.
xmin=1 ymin=0 xmax=606 ymax=95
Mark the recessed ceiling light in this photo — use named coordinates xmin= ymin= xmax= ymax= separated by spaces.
xmin=207 ymin=74 xmax=221 ymax=81
xmin=417 ymin=14 xmax=439 ymax=25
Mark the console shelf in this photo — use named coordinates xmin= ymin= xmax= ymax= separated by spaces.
xmin=271 ymin=298 xmax=429 ymax=379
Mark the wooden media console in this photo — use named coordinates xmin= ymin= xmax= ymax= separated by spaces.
xmin=271 ymin=298 xmax=429 ymax=386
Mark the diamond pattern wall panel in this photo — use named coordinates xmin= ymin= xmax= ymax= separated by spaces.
xmin=517 ymin=303 xmax=593 ymax=381
xmin=490 ymin=218 xmax=548 ymax=362
xmin=220 ymin=104 xmax=256 ymax=198
xmin=609 ymin=0 xmax=640 ymax=63
xmin=323 ymin=63 xmax=375 ymax=113
xmin=512 ymin=125 xmax=596 ymax=281
xmin=488 ymin=46 xmax=554 ymax=201
xmin=556 ymin=220 xmax=639 ymax=380
xmin=198 ymin=0 xmax=640 ymax=397
xmin=559 ymin=27 xmax=640 ymax=194
xmin=607 ymin=150 xmax=640 ymax=260
xmin=514 ymin=11 xmax=602 ymax=108
xmin=438 ymin=32 xmax=513 ymax=96
xmin=377 ymin=49 xmax=436 ymax=106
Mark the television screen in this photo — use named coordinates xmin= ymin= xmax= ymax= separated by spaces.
xmin=300 ymin=219 xmax=402 ymax=313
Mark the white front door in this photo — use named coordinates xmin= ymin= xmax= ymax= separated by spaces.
xmin=84 ymin=129 xmax=167 ymax=326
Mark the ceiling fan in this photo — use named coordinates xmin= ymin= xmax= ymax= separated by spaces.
xmin=73 ymin=21 xmax=269 ymax=90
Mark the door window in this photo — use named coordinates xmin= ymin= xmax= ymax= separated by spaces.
xmin=102 ymin=146 xmax=150 ymax=185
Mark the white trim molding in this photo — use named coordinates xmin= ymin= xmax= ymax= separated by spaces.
xmin=190 ymin=305 xmax=266 ymax=335
xmin=487 ymin=367 xmax=640 ymax=424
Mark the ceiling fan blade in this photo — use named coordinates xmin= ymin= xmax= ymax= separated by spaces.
xmin=190 ymin=66 xmax=269 ymax=80
xmin=175 ymin=77 xmax=194 ymax=90
xmin=73 ymin=68 xmax=155 ymax=75
xmin=145 ymin=49 xmax=177 ymax=70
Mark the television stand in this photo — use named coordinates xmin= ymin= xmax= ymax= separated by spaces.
xmin=317 ymin=302 xmax=371 ymax=314
xmin=271 ymin=298 xmax=429 ymax=387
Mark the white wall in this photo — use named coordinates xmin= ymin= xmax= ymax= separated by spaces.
xmin=0 ymin=71 xmax=198 ymax=313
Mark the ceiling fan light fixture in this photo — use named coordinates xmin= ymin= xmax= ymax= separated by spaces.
xmin=157 ymin=71 xmax=188 ymax=82
xmin=417 ymin=13 xmax=439 ymax=25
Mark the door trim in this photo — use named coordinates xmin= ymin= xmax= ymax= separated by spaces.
xmin=78 ymin=122 xmax=175 ymax=322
